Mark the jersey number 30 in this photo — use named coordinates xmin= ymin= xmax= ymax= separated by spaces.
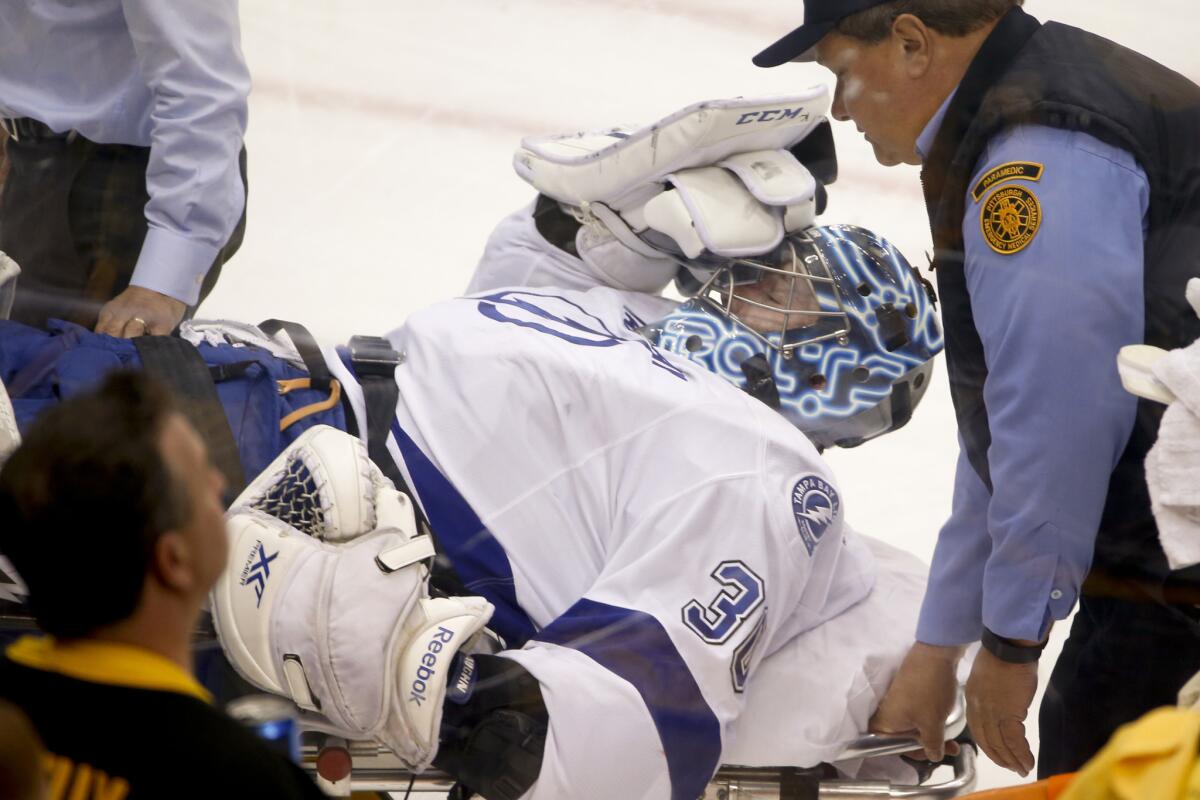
xmin=682 ymin=561 xmax=765 ymax=645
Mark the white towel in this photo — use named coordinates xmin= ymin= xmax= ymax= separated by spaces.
xmin=180 ymin=319 xmax=306 ymax=369
xmin=1148 ymin=331 xmax=1200 ymax=570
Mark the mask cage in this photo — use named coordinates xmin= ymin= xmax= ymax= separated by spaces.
xmin=687 ymin=231 xmax=852 ymax=357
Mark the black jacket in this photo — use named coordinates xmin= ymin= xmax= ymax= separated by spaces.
xmin=922 ymin=7 xmax=1200 ymax=588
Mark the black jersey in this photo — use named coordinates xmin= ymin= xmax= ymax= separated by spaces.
xmin=0 ymin=637 xmax=325 ymax=800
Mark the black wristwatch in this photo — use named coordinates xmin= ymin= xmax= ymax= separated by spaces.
xmin=981 ymin=627 xmax=1047 ymax=664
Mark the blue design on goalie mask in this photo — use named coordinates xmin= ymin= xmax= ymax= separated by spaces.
xmin=642 ymin=225 xmax=943 ymax=449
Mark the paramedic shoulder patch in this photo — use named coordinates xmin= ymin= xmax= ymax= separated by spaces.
xmin=792 ymin=475 xmax=840 ymax=556
xmin=981 ymin=185 xmax=1042 ymax=255
xmin=972 ymin=161 xmax=1044 ymax=202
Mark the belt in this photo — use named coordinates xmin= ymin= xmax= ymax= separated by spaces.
xmin=1083 ymin=569 xmax=1200 ymax=609
xmin=0 ymin=117 xmax=70 ymax=142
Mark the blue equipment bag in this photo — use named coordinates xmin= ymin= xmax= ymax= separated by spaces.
xmin=0 ymin=319 xmax=349 ymax=487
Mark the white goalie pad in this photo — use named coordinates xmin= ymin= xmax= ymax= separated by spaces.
xmin=644 ymin=167 xmax=785 ymax=259
xmin=212 ymin=427 xmax=495 ymax=769
xmin=0 ymin=368 xmax=19 ymax=468
xmin=514 ymin=89 xmax=830 ymax=210
xmin=0 ymin=369 xmax=24 ymax=603
xmin=514 ymin=92 xmax=828 ymax=265
xmin=0 ymin=251 xmax=18 ymax=321
xmin=213 ymin=510 xmax=493 ymax=769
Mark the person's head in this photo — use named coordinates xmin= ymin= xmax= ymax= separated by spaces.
xmin=754 ymin=1 xmax=1023 ymax=166
xmin=0 ymin=372 xmax=228 ymax=639
xmin=645 ymin=224 xmax=944 ymax=449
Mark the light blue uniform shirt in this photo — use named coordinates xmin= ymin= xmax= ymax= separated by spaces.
xmin=913 ymin=96 xmax=1148 ymax=644
xmin=0 ymin=2 xmax=251 ymax=305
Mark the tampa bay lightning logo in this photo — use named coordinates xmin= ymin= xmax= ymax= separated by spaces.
xmin=477 ymin=290 xmax=687 ymax=381
xmin=792 ymin=475 xmax=840 ymax=556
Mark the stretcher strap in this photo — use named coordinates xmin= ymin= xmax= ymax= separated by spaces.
xmin=278 ymin=378 xmax=343 ymax=432
xmin=259 ymin=318 xmax=334 ymax=392
xmin=132 ymin=335 xmax=246 ymax=496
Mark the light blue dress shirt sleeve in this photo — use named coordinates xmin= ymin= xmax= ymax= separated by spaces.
xmin=0 ymin=1 xmax=249 ymax=305
xmin=916 ymin=125 xmax=1147 ymax=644
xmin=123 ymin=0 xmax=250 ymax=304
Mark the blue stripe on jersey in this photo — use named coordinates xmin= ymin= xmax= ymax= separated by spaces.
xmin=389 ymin=420 xmax=538 ymax=647
xmin=535 ymin=598 xmax=722 ymax=800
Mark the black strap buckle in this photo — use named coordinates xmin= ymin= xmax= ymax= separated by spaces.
xmin=348 ymin=335 xmax=402 ymax=378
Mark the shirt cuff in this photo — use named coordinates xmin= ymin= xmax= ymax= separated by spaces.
xmin=129 ymin=227 xmax=220 ymax=306
xmin=980 ymin=521 xmax=1078 ymax=642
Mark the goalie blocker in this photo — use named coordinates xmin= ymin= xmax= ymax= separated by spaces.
xmin=211 ymin=426 xmax=548 ymax=798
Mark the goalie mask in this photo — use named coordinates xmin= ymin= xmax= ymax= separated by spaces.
xmin=643 ymin=225 xmax=943 ymax=449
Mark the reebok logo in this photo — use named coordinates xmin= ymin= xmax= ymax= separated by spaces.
xmin=408 ymin=626 xmax=456 ymax=706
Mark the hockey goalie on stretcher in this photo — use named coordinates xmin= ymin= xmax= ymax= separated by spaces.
xmin=0 ymin=88 xmax=954 ymax=800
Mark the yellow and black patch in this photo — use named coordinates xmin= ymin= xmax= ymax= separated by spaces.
xmin=972 ymin=161 xmax=1044 ymax=202
xmin=981 ymin=185 xmax=1042 ymax=255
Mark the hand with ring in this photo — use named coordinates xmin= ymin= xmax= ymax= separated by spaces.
xmin=95 ymin=286 xmax=188 ymax=338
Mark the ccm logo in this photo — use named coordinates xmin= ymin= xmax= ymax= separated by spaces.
xmin=736 ymin=108 xmax=811 ymax=125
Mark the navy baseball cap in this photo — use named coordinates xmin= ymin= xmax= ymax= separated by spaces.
xmin=754 ymin=0 xmax=894 ymax=67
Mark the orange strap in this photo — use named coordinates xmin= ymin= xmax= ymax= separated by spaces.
xmin=278 ymin=378 xmax=342 ymax=432
xmin=961 ymin=773 xmax=1077 ymax=800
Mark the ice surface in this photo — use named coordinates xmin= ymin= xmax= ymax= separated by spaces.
xmin=208 ymin=2 xmax=1200 ymax=792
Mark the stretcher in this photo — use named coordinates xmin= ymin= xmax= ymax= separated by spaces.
xmin=2 ymin=528 xmax=977 ymax=800
xmin=301 ymin=700 xmax=976 ymax=799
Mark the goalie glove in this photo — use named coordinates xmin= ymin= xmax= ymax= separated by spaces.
xmin=230 ymin=423 xmax=408 ymax=543
xmin=211 ymin=426 xmax=495 ymax=770
xmin=514 ymin=89 xmax=832 ymax=272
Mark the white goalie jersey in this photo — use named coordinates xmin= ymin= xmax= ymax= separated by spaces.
xmin=317 ymin=204 xmax=878 ymax=799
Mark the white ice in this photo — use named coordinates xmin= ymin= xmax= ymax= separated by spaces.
xmin=210 ymin=1 xmax=1200 ymax=793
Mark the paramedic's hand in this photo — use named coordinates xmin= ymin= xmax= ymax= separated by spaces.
xmin=96 ymin=286 xmax=187 ymax=338
xmin=965 ymin=648 xmax=1038 ymax=777
xmin=870 ymin=642 xmax=963 ymax=762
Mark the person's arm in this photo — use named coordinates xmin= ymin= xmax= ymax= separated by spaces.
xmin=959 ymin=124 xmax=1147 ymax=775
xmin=966 ymin=126 xmax=1145 ymax=644
xmin=97 ymin=0 xmax=250 ymax=336
xmin=874 ymin=125 xmax=1147 ymax=770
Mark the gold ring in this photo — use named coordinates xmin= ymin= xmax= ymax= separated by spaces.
xmin=131 ymin=317 xmax=147 ymax=327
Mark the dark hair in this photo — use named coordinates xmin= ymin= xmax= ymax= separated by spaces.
xmin=837 ymin=0 xmax=1024 ymax=42
xmin=0 ymin=371 xmax=187 ymax=638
